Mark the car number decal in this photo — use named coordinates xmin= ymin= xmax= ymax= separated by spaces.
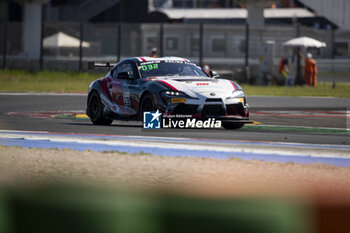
xmin=123 ymin=92 xmax=131 ymax=107
xmin=141 ymin=64 xmax=159 ymax=71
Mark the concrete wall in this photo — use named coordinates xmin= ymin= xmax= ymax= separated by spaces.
xmin=22 ymin=3 xmax=42 ymax=58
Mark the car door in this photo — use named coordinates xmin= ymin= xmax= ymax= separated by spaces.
xmin=108 ymin=62 xmax=140 ymax=118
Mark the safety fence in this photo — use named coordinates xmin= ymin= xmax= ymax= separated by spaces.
xmin=0 ymin=21 xmax=349 ymax=73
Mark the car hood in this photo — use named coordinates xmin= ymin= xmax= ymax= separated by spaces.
xmin=156 ymin=76 xmax=238 ymax=99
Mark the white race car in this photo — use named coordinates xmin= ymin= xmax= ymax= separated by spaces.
xmin=87 ymin=56 xmax=250 ymax=129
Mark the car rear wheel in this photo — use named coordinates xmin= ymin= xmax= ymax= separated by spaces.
xmin=140 ymin=94 xmax=157 ymax=120
xmin=222 ymin=122 xmax=244 ymax=130
xmin=87 ymin=92 xmax=113 ymax=125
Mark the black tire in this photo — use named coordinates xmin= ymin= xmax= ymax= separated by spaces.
xmin=222 ymin=122 xmax=245 ymax=130
xmin=87 ymin=91 xmax=113 ymax=125
xmin=139 ymin=93 xmax=157 ymax=120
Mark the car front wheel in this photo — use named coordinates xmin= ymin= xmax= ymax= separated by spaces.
xmin=139 ymin=93 xmax=157 ymax=120
xmin=87 ymin=91 xmax=113 ymax=125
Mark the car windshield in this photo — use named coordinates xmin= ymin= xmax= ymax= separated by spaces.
xmin=138 ymin=61 xmax=209 ymax=78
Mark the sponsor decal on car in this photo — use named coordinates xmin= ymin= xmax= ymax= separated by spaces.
xmin=196 ymin=83 xmax=209 ymax=86
xmin=171 ymin=98 xmax=187 ymax=103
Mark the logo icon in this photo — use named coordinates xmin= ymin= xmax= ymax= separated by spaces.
xmin=210 ymin=93 xmax=216 ymax=96
xmin=143 ymin=110 xmax=162 ymax=129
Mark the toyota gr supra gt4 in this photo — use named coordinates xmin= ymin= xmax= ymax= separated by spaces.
xmin=87 ymin=57 xmax=250 ymax=129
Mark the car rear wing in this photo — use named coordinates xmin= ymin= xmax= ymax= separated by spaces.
xmin=88 ymin=62 xmax=117 ymax=70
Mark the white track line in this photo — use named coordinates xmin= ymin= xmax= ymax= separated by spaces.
xmin=0 ymin=131 xmax=349 ymax=159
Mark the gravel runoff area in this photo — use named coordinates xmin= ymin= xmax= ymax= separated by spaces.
xmin=1 ymin=146 xmax=350 ymax=202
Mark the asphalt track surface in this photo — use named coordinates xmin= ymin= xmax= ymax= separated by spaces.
xmin=0 ymin=93 xmax=349 ymax=145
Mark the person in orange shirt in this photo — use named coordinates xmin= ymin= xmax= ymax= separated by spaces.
xmin=301 ymin=52 xmax=317 ymax=86
xmin=203 ymin=64 xmax=210 ymax=75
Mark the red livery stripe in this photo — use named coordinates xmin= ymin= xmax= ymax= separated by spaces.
xmin=157 ymin=80 xmax=178 ymax=91
xmin=229 ymin=81 xmax=237 ymax=90
xmin=139 ymin=57 xmax=146 ymax=62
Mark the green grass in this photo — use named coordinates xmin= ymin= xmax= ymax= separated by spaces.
xmin=0 ymin=69 xmax=101 ymax=93
xmin=0 ymin=70 xmax=349 ymax=97
xmin=318 ymin=71 xmax=350 ymax=77
xmin=241 ymin=83 xmax=350 ymax=98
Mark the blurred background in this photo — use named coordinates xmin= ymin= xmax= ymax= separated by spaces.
xmin=0 ymin=0 xmax=349 ymax=81
xmin=0 ymin=2 xmax=349 ymax=232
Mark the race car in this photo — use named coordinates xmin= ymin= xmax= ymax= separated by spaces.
xmin=87 ymin=57 xmax=250 ymax=129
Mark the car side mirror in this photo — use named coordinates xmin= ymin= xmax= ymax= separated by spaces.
xmin=210 ymin=71 xmax=219 ymax=78
xmin=117 ymin=72 xmax=132 ymax=79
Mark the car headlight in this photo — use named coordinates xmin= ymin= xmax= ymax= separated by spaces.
xmin=161 ymin=90 xmax=194 ymax=98
xmin=163 ymin=91 xmax=185 ymax=97
xmin=227 ymin=90 xmax=245 ymax=99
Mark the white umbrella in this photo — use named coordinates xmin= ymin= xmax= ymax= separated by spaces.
xmin=43 ymin=32 xmax=90 ymax=48
xmin=283 ymin=36 xmax=326 ymax=48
